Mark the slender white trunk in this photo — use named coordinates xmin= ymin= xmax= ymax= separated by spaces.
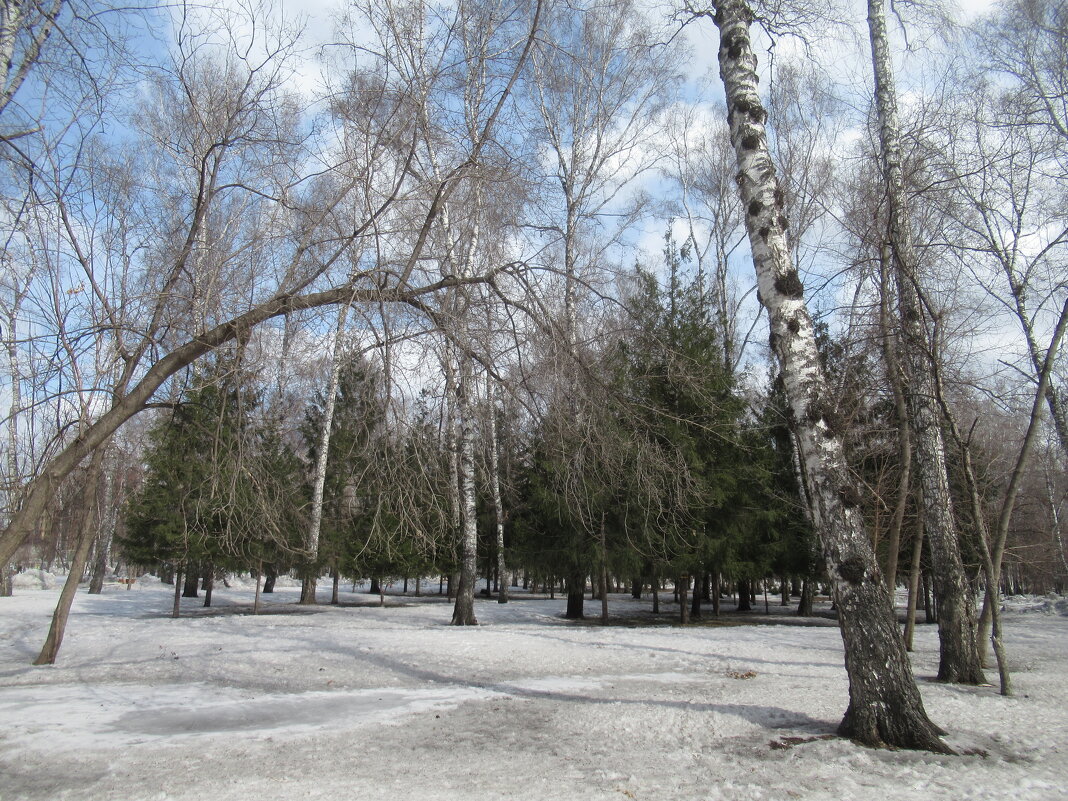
xmin=487 ymin=376 xmax=508 ymax=604
xmin=450 ymin=356 xmax=479 ymax=625
xmin=878 ymin=245 xmax=911 ymax=591
xmin=867 ymin=0 xmax=984 ymax=684
xmin=708 ymin=0 xmax=950 ymax=752
xmin=301 ymin=303 xmax=351 ymax=604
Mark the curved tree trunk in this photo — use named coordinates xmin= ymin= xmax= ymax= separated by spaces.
xmin=35 ymin=448 xmax=105 ymax=665
xmin=866 ymin=0 xmax=984 ymax=685
xmin=708 ymin=0 xmax=951 ymax=751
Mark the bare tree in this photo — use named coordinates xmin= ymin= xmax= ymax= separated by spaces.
xmin=685 ymin=0 xmax=952 ymax=752
xmin=865 ymin=0 xmax=984 ymax=684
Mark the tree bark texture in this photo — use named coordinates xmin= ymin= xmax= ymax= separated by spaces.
xmin=878 ymin=243 xmax=911 ymax=591
xmin=904 ymin=516 xmax=924 ymax=652
xmin=711 ymin=0 xmax=951 ymax=751
xmin=488 ymin=378 xmax=508 ymax=604
xmin=867 ymin=0 xmax=984 ymax=685
xmin=302 ymin=303 xmax=352 ymax=605
xmin=33 ymin=449 xmax=105 ymax=665
xmin=565 ymin=572 xmax=585 ymax=619
xmin=450 ymin=360 xmax=479 ymax=626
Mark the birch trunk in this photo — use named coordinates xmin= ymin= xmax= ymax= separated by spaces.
xmin=867 ymin=0 xmax=984 ymax=685
xmin=450 ymin=357 xmax=479 ymax=626
xmin=878 ymin=244 xmax=911 ymax=591
xmin=88 ymin=463 xmax=116 ymax=595
xmin=904 ymin=513 xmax=924 ymax=652
xmin=487 ymin=376 xmax=508 ymax=604
xmin=301 ymin=303 xmax=351 ymax=605
xmin=709 ymin=0 xmax=951 ymax=751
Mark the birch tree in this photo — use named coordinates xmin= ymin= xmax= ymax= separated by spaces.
xmin=686 ymin=0 xmax=952 ymax=752
xmin=865 ymin=0 xmax=984 ymax=684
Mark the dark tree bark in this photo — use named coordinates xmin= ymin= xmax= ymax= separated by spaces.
xmin=796 ymin=577 xmax=814 ymax=617
xmin=565 ymin=571 xmax=585 ymax=619
xmin=299 ymin=571 xmax=317 ymax=605
xmin=182 ymin=565 xmax=200 ymax=598
xmin=736 ymin=578 xmax=752 ymax=612
xmin=263 ymin=565 xmax=277 ymax=594
xmin=172 ymin=565 xmax=183 ymax=618
xmin=904 ymin=520 xmax=924 ymax=651
xmin=679 ymin=575 xmax=691 ymax=624
xmin=203 ymin=567 xmax=214 ymax=608
xmin=88 ymin=531 xmax=110 ymax=595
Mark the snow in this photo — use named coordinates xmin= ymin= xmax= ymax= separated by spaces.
xmin=1 ymin=580 xmax=1066 ymax=800
xmin=10 ymin=570 xmax=56 ymax=591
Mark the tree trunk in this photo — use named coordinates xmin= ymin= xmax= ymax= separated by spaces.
xmin=600 ymin=564 xmax=609 ymax=624
xmin=707 ymin=0 xmax=951 ymax=751
xmin=33 ymin=527 xmax=94 ymax=665
xmin=691 ymin=574 xmax=703 ymax=619
xmin=877 ymin=243 xmax=912 ymax=592
xmin=203 ymin=567 xmax=214 ymax=608
xmin=182 ymin=564 xmax=199 ymax=598
xmin=450 ymin=358 xmax=479 ymax=626
xmin=975 ymin=299 xmax=1068 ymax=662
xmin=488 ymin=359 xmax=508 ymax=606
xmin=736 ymin=578 xmax=752 ymax=612
xmin=904 ymin=517 xmax=924 ymax=651
xmin=33 ymin=449 xmax=105 ymax=665
xmin=263 ymin=565 xmax=277 ymax=594
xmin=172 ymin=565 xmax=183 ymax=618
xmin=922 ymin=570 xmax=935 ymax=624
xmin=331 ymin=568 xmax=340 ymax=605
xmin=88 ymin=529 xmax=111 ymax=595
xmin=254 ymin=563 xmax=263 ymax=615
xmin=679 ymin=575 xmax=690 ymax=624
xmin=796 ymin=576 xmax=813 ymax=617
xmin=565 ymin=571 xmax=585 ymax=619
xmin=711 ymin=573 xmax=720 ymax=617
xmin=866 ymin=0 xmax=983 ymax=686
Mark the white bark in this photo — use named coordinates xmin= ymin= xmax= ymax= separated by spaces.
xmin=706 ymin=0 xmax=950 ymax=752
xmin=301 ymin=302 xmax=352 ymax=604
xmin=487 ymin=375 xmax=508 ymax=604
xmin=867 ymin=0 xmax=984 ymax=684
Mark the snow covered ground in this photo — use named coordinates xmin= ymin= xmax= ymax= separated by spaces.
xmin=1 ymin=578 xmax=1066 ymax=801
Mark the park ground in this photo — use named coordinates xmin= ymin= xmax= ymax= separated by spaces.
xmin=1 ymin=576 xmax=1066 ymax=800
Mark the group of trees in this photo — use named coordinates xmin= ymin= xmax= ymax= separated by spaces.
xmin=2 ymin=0 xmax=1066 ymax=753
